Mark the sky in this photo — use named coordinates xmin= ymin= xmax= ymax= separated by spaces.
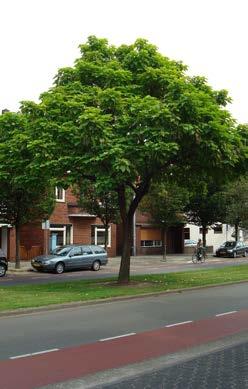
xmin=1 ymin=0 xmax=248 ymax=123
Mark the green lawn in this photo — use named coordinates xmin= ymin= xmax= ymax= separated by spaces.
xmin=1 ymin=264 xmax=248 ymax=312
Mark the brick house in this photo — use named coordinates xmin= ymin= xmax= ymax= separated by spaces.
xmin=4 ymin=187 xmax=117 ymax=261
xmin=116 ymin=210 xmax=184 ymax=256
xmin=0 ymin=187 xmax=184 ymax=261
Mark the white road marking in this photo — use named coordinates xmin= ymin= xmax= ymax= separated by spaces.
xmin=215 ymin=311 xmax=237 ymax=317
xmin=166 ymin=320 xmax=193 ymax=328
xmin=10 ymin=353 xmax=31 ymax=359
xmin=100 ymin=333 xmax=136 ymax=342
xmin=10 ymin=348 xmax=59 ymax=359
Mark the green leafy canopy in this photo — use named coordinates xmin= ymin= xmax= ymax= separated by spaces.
xmin=20 ymin=36 xmax=248 ymax=282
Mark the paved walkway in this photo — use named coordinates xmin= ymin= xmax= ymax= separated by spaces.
xmin=102 ymin=341 xmax=248 ymax=389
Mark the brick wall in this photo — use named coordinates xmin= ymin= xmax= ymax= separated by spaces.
xmin=8 ymin=188 xmax=118 ymax=260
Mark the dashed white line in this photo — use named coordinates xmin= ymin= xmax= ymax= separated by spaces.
xmin=10 ymin=353 xmax=31 ymax=360
xmin=10 ymin=348 xmax=59 ymax=359
xmin=165 ymin=320 xmax=193 ymax=328
xmin=215 ymin=311 xmax=237 ymax=317
xmin=100 ymin=333 xmax=136 ymax=342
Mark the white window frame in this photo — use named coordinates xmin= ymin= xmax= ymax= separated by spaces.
xmin=50 ymin=226 xmax=73 ymax=247
xmin=141 ymin=240 xmax=162 ymax=248
xmin=50 ymin=227 xmax=66 ymax=246
xmin=55 ymin=187 xmax=65 ymax=202
xmin=94 ymin=226 xmax=111 ymax=248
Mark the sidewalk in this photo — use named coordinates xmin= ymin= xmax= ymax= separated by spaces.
xmin=7 ymin=254 xmax=215 ymax=273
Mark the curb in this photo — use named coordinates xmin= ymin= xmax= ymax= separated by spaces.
xmin=8 ymin=269 xmax=32 ymax=274
xmin=1 ymin=279 xmax=248 ymax=318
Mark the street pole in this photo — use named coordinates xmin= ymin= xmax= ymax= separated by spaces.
xmin=133 ymin=210 xmax=136 ymax=256
xmin=161 ymin=227 xmax=167 ymax=262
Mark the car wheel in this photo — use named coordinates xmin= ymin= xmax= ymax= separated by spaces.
xmin=243 ymin=251 xmax=248 ymax=257
xmin=92 ymin=260 xmax=101 ymax=271
xmin=0 ymin=264 xmax=6 ymax=277
xmin=55 ymin=262 xmax=65 ymax=274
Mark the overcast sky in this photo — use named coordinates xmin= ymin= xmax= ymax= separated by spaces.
xmin=1 ymin=0 xmax=247 ymax=123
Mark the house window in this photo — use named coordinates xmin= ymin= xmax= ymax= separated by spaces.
xmin=141 ymin=240 xmax=162 ymax=247
xmin=55 ymin=187 xmax=65 ymax=202
xmin=49 ymin=224 xmax=72 ymax=251
xmin=140 ymin=228 xmax=162 ymax=248
xmin=91 ymin=226 xmax=111 ymax=247
xmin=184 ymin=228 xmax=190 ymax=240
xmin=213 ymin=224 xmax=223 ymax=234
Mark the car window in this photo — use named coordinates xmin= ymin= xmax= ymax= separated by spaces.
xmin=224 ymin=242 xmax=236 ymax=248
xmin=70 ymin=247 xmax=82 ymax=256
xmin=82 ymin=246 xmax=93 ymax=255
xmin=93 ymin=247 xmax=106 ymax=254
xmin=52 ymin=247 xmax=71 ymax=256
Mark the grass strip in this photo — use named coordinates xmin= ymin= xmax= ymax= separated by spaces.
xmin=1 ymin=264 xmax=248 ymax=312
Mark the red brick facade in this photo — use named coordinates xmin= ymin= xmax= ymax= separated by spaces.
xmin=7 ymin=188 xmax=117 ymax=261
xmin=3 ymin=189 xmax=184 ymax=261
xmin=116 ymin=210 xmax=184 ymax=256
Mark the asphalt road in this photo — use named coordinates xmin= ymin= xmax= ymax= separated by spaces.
xmin=1 ymin=282 xmax=248 ymax=361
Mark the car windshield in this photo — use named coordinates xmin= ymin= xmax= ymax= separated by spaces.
xmin=223 ymin=241 xmax=236 ymax=248
xmin=51 ymin=247 xmax=71 ymax=256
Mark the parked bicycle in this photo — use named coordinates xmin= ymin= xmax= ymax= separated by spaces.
xmin=192 ymin=247 xmax=207 ymax=263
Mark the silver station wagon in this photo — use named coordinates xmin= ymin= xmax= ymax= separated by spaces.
xmin=31 ymin=244 xmax=108 ymax=274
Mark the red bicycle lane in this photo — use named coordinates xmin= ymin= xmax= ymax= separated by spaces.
xmin=1 ymin=309 xmax=248 ymax=389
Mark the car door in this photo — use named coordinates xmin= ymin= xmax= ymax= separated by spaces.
xmin=80 ymin=246 xmax=94 ymax=269
xmin=92 ymin=246 xmax=107 ymax=265
xmin=67 ymin=246 xmax=83 ymax=269
xmin=240 ymin=242 xmax=246 ymax=256
xmin=236 ymin=242 xmax=242 ymax=257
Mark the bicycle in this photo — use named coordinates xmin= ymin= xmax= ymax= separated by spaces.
xmin=192 ymin=247 xmax=207 ymax=264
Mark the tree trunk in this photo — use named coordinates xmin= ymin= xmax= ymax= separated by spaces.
xmin=117 ymin=178 xmax=151 ymax=284
xmin=235 ymin=223 xmax=239 ymax=241
xmin=162 ymin=227 xmax=167 ymax=261
xmin=118 ymin=216 xmax=133 ymax=284
xmin=15 ymin=223 xmax=21 ymax=269
xmin=202 ymin=225 xmax=207 ymax=247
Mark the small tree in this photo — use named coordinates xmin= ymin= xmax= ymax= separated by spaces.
xmin=140 ymin=182 xmax=188 ymax=258
xmin=186 ymin=181 xmax=227 ymax=247
xmin=223 ymin=176 xmax=248 ymax=240
xmin=0 ymin=112 xmax=54 ymax=268
xmin=75 ymin=182 xmax=119 ymax=249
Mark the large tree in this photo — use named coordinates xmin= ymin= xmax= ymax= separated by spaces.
xmin=0 ymin=112 xmax=55 ymax=268
xmin=22 ymin=36 xmax=247 ymax=282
